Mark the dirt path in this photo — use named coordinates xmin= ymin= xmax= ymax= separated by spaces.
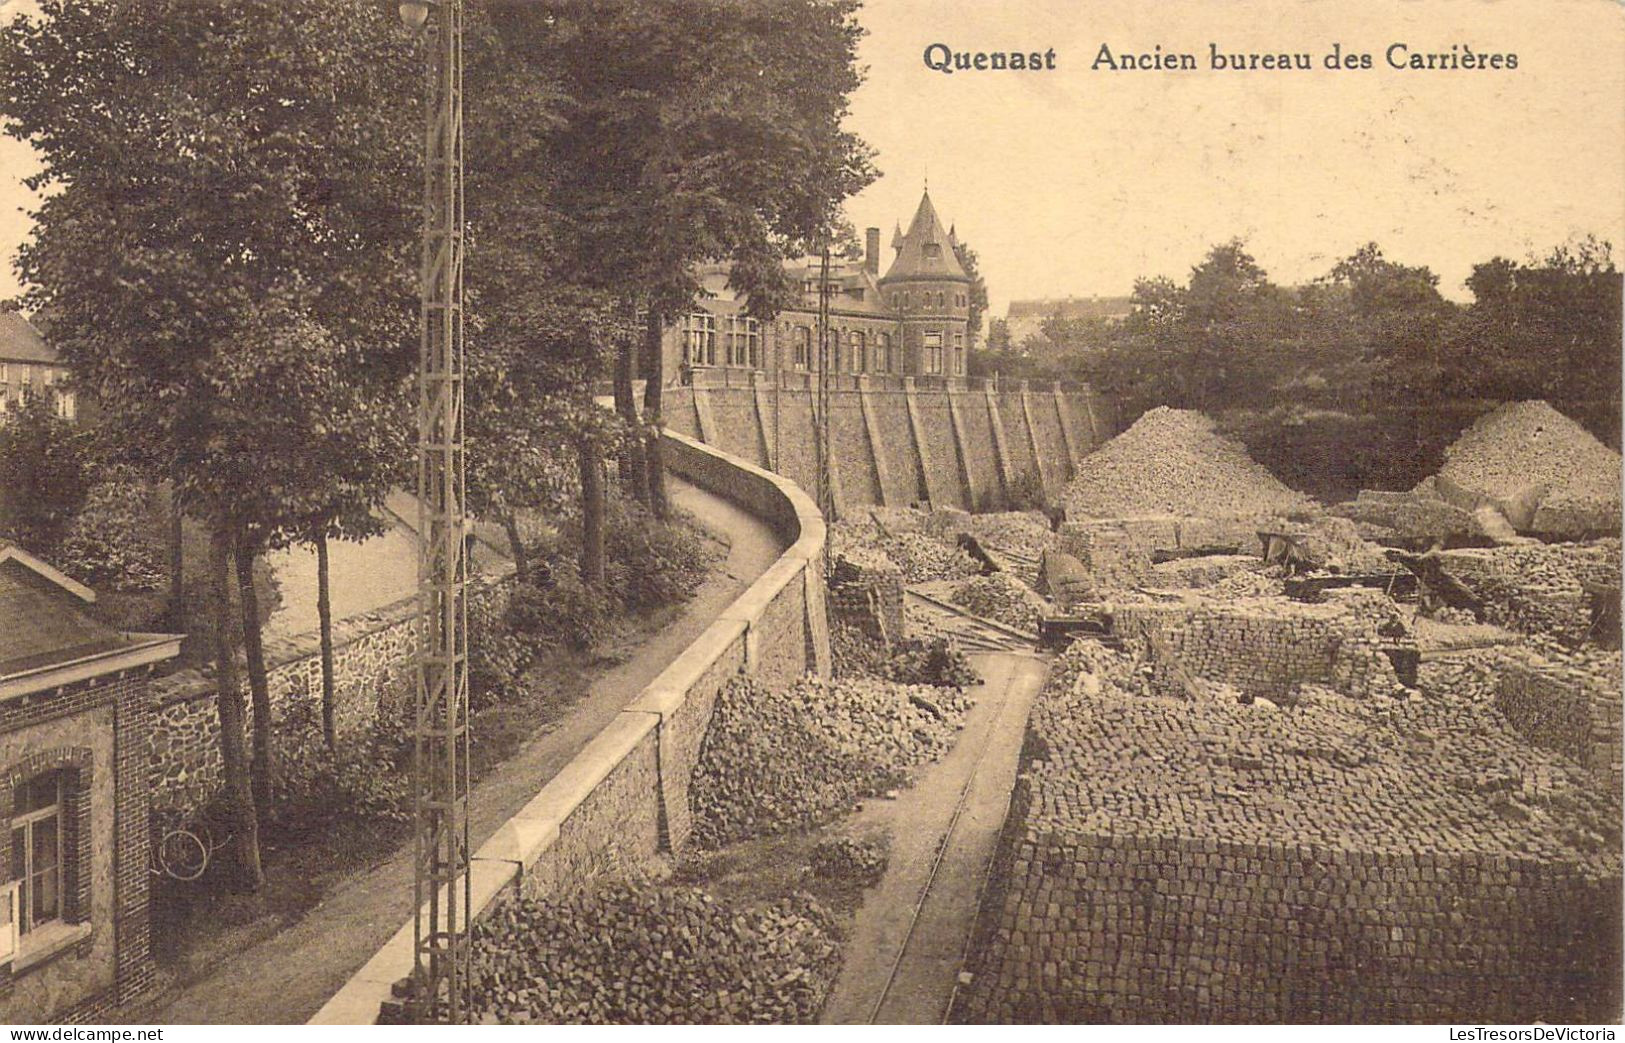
xmin=821 ymin=650 xmax=1050 ymax=1025
xmin=145 ymin=477 xmax=785 ymax=1025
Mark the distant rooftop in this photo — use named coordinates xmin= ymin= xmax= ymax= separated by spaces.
xmin=1007 ymin=295 xmax=1135 ymax=322
xmin=0 ymin=309 xmax=57 ymax=365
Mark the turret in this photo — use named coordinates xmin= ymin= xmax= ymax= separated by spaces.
xmin=878 ymin=190 xmax=972 ymax=378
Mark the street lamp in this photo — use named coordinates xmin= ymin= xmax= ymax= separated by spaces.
xmin=398 ymin=0 xmax=434 ymax=32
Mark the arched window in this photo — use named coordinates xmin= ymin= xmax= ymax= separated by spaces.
xmin=875 ymin=333 xmax=891 ymax=373
xmin=953 ymin=332 xmax=966 ymax=375
xmin=849 ymin=331 xmax=865 ymax=373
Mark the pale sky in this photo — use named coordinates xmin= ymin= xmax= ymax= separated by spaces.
xmin=841 ymin=0 xmax=1625 ymax=313
xmin=1 ymin=0 xmax=1622 ymax=315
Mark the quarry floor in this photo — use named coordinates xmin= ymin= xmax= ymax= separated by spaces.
xmin=822 ymin=651 xmax=1051 ymax=1024
xmin=136 ymin=477 xmax=786 ymax=1025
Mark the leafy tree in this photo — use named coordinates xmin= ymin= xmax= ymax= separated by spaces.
xmin=0 ymin=390 xmax=86 ymax=553
xmin=952 ymin=235 xmax=989 ymax=348
xmin=486 ymin=0 xmax=875 ymax=515
xmin=0 ymin=0 xmax=420 ymax=889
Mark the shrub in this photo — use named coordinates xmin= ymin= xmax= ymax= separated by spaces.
xmin=506 ymin=569 xmax=614 ymax=654
xmin=604 ymin=497 xmax=709 ymax=612
xmin=1006 ymin=468 xmax=1049 ymax=512
xmin=268 ymin=701 xmax=411 ymax=836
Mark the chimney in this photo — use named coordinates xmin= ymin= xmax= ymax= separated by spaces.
xmin=865 ymin=227 xmax=881 ymax=275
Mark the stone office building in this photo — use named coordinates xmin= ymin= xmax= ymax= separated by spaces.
xmin=664 ymin=190 xmax=975 ymax=383
xmin=0 ymin=546 xmax=181 ymax=1021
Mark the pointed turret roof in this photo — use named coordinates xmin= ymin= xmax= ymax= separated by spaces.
xmin=879 ymin=190 xmax=969 ymax=284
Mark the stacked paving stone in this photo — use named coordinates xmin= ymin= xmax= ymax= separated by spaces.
xmin=1063 ymin=408 xmax=1317 ymax=521
xmin=1146 ymin=555 xmax=1258 ymax=589
xmin=1331 ymin=481 xmax=1484 ymax=544
xmin=689 ymin=674 xmax=971 ymax=848
xmin=1434 ymin=401 xmax=1621 ymax=536
xmin=1438 ymin=540 xmax=1620 ymax=644
xmin=1495 ymin=646 xmax=1624 ymax=788
xmin=1108 ymin=594 xmax=1413 ymax=702
xmin=954 ymin=640 xmax=1623 ymax=1024
xmin=469 ymin=884 xmax=840 ymax=1024
xmin=831 ymin=515 xmax=981 ymax=584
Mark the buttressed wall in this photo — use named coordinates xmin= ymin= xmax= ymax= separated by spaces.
xmin=663 ymin=378 xmax=1115 ymax=516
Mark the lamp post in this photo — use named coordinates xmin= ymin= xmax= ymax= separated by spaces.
xmin=399 ymin=0 xmax=471 ymax=1024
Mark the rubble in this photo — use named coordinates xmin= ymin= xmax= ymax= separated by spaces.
xmin=469 ymin=884 xmax=840 ymax=1024
xmin=1063 ymin=407 xmax=1318 ymax=521
xmin=810 ymin=836 xmax=888 ymax=886
xmin=830 ymin=517 xmax=981 ymax=584
xmin=689 ymin=674 xmax=972 ymax=849
xmin=1434 ymin=539 xmax=1620 ymax=645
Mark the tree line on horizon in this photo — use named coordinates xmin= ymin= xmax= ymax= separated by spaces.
xmin=975 ymin=237 xmax=1622 ymax=499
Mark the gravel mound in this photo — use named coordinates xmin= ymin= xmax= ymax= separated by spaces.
xmin=1434 ymin=401 xmax=1621 ymax=535
xmin=469 ymin=884 xmax=840 ymax=1023
xmin=830 ymin=519 xmax=980 ymax=584
xmin=690 ymin=675 xmax=972 ymax=848
xmin=1063 ymin=408 xmax=1317 ymax=521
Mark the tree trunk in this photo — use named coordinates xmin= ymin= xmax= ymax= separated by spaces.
xmin=578 ymin=435 xmax=606 ymax=589
xmin=315 ymin=531 xmax=336 ymax=750
xmin=614 ymin=330 xmax=648 ymax=504
xmin=235 ymin=533 xmax=274 ymax=818
xmin=208 ymin=528 xmax=263 ymax=892
xmin=167 ymin=494 xmax=184 ymax=629
xmin=501 ymin=509 xmax=529 ymax=584
xmin=641 ymin=310 xmax=668 ymax=519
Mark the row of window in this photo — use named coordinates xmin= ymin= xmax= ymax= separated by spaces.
xmin=790 ymin=327 xmax=894 ymax=374
xmin=0 ymin=387 xmax=76 ymax=420
xmin=920 ymin=331 xmax=968 ymax=376
xmin=681 ymin=313 xmax=761 ymax=370
xmin=683 ymin=312 xmax=968 ymax=376
xmin=890 ymin=290 xmax=968 ymax=311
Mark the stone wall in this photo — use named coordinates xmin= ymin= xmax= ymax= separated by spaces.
xmin=953 ymin=643 xmax=1624 ymax=1024
xmin=311 ymin=427 xmax=831 ymax=1025
xmin=664 ymin=378 xmax=1116 ymax=516
xmin=147 ymin=574 xmax=515 ymax=817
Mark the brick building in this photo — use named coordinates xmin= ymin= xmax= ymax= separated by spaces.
xmin=0 ymin=312 xmax=76 ymax=422
xmin=0 ymin=545 xmax=180 ymax=1021
xmin=663 ymin=190 xmax=974 ymax=384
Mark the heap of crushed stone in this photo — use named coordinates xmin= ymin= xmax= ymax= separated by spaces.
xmin=1063 ymin=407 xmax=1317 ymax=521
xmin=1433 ymin=401 xmax=1620 ymax=534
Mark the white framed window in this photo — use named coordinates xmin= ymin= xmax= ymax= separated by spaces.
xmin=923 ymin=331 xmax=944 ymax=375
xmin=953 ymin=332 xmax=966 ymax=375
xmin=793 ymin=326 xmax=811 ymax=370
xmin=56 ymin=391 xmax=75 ymax=421
xmin=848 ymin=331 xmax=865 ymax=373
xmin=724 ymin=316 xmax=760 ymax=368
xmin=683 ymin=313 xmax=717 ymax=367
xmin=875 ymin=333 xmax=891 ymax=374
xmin=9 ymin=771 xmax=64 ymax=937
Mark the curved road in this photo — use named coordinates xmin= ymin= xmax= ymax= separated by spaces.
xmin=144 ymin=476 xmax=785 ymax=1024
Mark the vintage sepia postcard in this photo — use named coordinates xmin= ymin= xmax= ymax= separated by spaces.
xmin=0 ymin=0 xmax=1619 ymax=1031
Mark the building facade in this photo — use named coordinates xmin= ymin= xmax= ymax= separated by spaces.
xmin=663 ymin=190 xmax=974 ymax=384
xmin=0 ymin=546 xmax=180 ymax=1021
xmin=0 ymin=312 xmax=76 ymax=423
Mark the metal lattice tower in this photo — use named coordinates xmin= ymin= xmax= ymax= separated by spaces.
xmin=411 ymin=0 xmax=471 ymax=1023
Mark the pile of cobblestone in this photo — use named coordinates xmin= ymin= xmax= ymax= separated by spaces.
xmin=949 ymin=572 xmax=1046 ymax=633
xmin=689 ymin=674 xmax=972 ymax=848
xmin=954 ymin=639 xmax=1623 ymax=1024
xmin=469 ymin=884 xmax=840 ymax=1024
xmin=1434 ymin=400 xmax=1621 ymax=536
xmin=1437 ymin=539 xmax=1619 ymax=644
xmin=830 ymin=518 xmax=980 ymax=584
xmin=962 ymin=511 xmax=1054 ymax=586
xmin=1063 ymin=408 xmax=1318 ymax=521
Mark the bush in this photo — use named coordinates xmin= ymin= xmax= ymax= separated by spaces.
xmin=268 ymin=701 xmax=411 ymax=836
xmin=604 ymin=498 xmax=709 ymax=612
xmin=507 ymin=568 xmax=614 ymax=654
xmin=1006 ymin=468 xmax=1049 ymax=512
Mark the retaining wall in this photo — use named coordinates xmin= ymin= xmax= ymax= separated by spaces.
xmin=664 ymin=378 xmax=1115 ymax=515
xmin=311 ymin=428 xmax=830 ymax=1025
